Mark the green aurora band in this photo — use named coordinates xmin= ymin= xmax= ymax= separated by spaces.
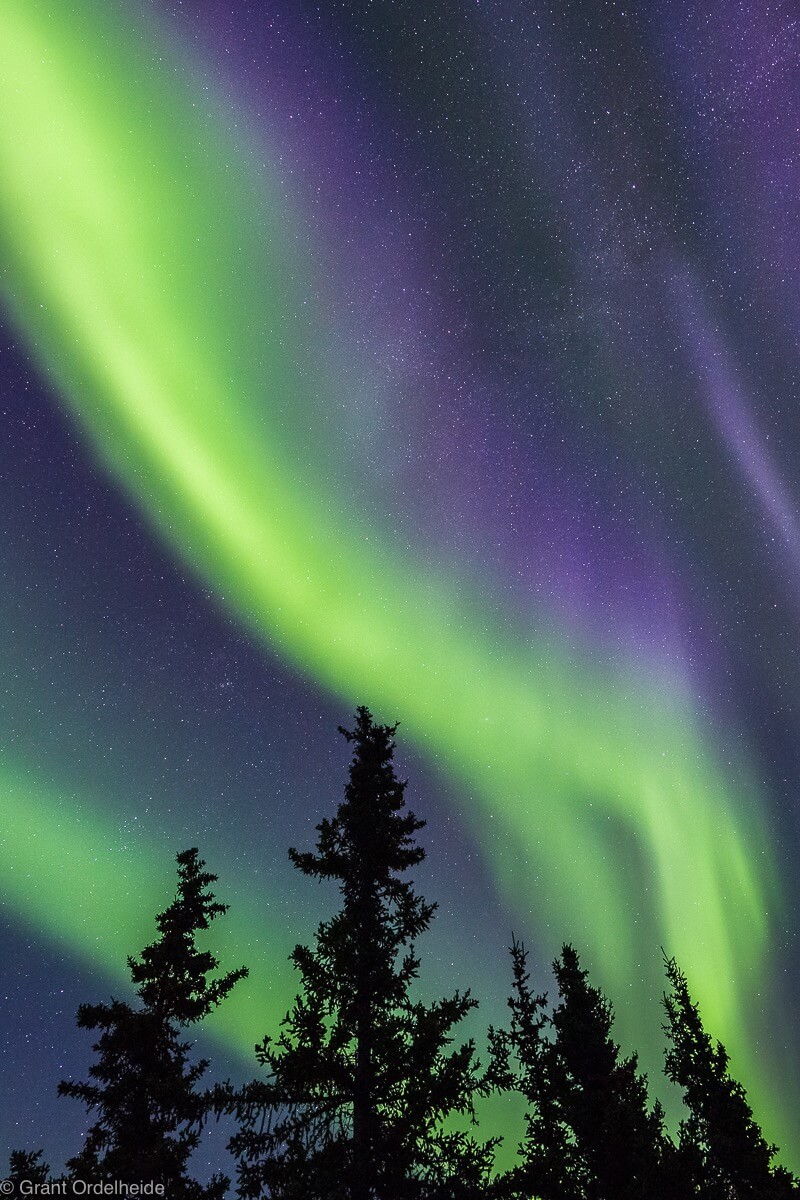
xmin=0 ymin=0 xmax=791 ymax=1154
xmin=0 ymin=766 xmax=294 ymax=1049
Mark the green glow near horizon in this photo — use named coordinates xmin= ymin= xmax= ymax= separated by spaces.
xmin=0 ymin=0 xmax=791 ymax=1155
xmin=0 ymin=766 xmax=291 ymax=1049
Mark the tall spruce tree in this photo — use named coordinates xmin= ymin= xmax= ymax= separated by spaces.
xmin=59 ymin=848 xmax=247 ymax=1197
xmin=227 ymin=708 xmax=494 ymax=1200
xmin=493 ymin=941 xmax=683 ymax=1200
xmin=663 ymin=956 xmax=798 ymax=1199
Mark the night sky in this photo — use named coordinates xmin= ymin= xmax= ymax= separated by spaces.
xmin=2 ymin=0 xmax=799 ymax=1174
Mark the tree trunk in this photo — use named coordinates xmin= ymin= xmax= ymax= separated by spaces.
xmin=352 ymin=974 xmax=373 ymax=1200
xmin=352 ymin=872 xmax=376 ymax=1200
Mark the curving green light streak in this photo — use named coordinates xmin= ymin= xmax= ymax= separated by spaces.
xmin=0 ymin=0 xmax=790 ymax=1153
xmin=0 ymin=765 xmax=292 ymax=1048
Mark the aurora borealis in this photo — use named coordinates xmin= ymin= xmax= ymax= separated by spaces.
xmin=2 ymin=0 xmax=799 ymax=1172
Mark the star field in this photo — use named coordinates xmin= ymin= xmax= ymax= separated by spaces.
xmin=1 ymin=0 xmax=799 ymax=1171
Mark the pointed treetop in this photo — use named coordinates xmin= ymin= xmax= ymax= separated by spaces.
xmin=130 ymin=847 xmax=247 ymax=1025
xmin=289 ymin=707 xmax=427 ymax=889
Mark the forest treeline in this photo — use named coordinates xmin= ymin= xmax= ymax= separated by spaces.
xmin=8 ymin=709 xmax=798 ymax=1199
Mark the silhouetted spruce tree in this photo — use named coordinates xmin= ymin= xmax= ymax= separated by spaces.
xmin=226 ymin=708 xmax=495 ymax=1200
xmin=488 ymin=938 xmax=578 ymax=1200
xmin=7 ymin=1150 xmax=52 ymax=1196
xmin=59 ymin=848 xmax=247 ymax=1197
xmin=493 ymin=941 xmax=683 ymax=1200
xmin=663 ymin=956 xmax=798 ymax=1199
xmin=549 ymin=945 xmax=684 ymax=1200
